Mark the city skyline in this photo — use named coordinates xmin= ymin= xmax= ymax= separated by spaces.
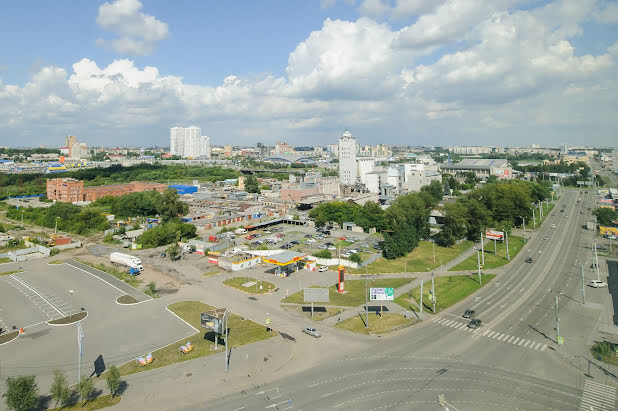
xmin=1 ymin=1 xmax=617 ymax=147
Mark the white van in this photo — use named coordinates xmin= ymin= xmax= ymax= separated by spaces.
xmin=234 ymin=228 xmax=247 ymax=235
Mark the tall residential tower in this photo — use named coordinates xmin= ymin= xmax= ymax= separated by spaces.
xmin=338 ymin=130 xmax=357 ymax=186
xmin=170 ymin=126 xmax=210 ymax=158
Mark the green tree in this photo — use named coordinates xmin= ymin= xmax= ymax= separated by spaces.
xmin=420 ymin=180 xmax=443 ymax=202
xmin=436 ymin=202 xmax=467 ymax=247
xmin=50 ymin=369 xmax=70 ymax=408
xmin=167 ymin=244 xmax=180 ymax=261
xmin=158 ymin=189 xmax=188 ymax=223
xmin=77 ymin=377 xmax=94 ymax=405
xmin=349 ymin=253 xmax=362 ymax=263
xmin=106 ymin=365 xmax=122 ymax=399
xmin=4 ymin=375 xmax=39 ymax=411
xmin=313 ymin=250 xmax=332 ymax=258
xmin=244 ymin=175 xmax=260 ymax=193
xmin=594 ymin=208 xmax=618 ymax=226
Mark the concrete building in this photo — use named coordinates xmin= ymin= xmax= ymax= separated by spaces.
xmin=170 ymin=126 xmax=210 ymax=158
xmin=386 ymin=165 xmax=405 ymax=193
xmin=365 ymin=171 xmax=386 ymax=194
xmin=560 ymin=142 xmax=568 ymax=156
xmin=46 ymin=178 xmax=167 ymax=203
xmin=338 ymin=130 xmax=357 ymax=186
xmin=402 ymin=170 xmax=442 ymax=193
xmin=440 ymin=158 xmax=512 ymax=180
xmin=357 ymin=157 xmax=376 ymax=185
xmin=612 ymin=149 xmax=618 ymax=174
xmin=46 ymin=178 xmax=84 ymax=203
xmin=275 ymin=142 xmax=295 ymax=155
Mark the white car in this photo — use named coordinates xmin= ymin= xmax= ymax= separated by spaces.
xmin=306 ymin=238 xmax=316 ymax=244
xmin=318 ymin=266 xmax=328 ymax=272
xmin=588 ymin=280 xmax=608 ymax=288
xmin=551 ymin=224 xmax=556 ymax=228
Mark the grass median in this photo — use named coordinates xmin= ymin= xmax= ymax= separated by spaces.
xmin=449 ymin=236 xmax=524 ymax=271
xmin=282 ymin=278 xmax=413 ymax=307
xmin=77 ymin=259 xmax=141 ymax=288
xmin=116 ymin=301 xmax=274 ymax=376
xmin=395 ymin=274 xmax=495 ymax=314
xmin=0 ymin=269 xmax=23 ymax=276
xmin=50 ymin=394 xmax=121 ymax=410
xmin=223 ymin=277 xmax=276 ymax=294
xmin=346 ymin=240 xmax=473 ymax=274
xmin=336 ymin=313 xmax=417 ymax=335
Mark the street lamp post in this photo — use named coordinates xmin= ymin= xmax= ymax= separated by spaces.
xmin=21 ymin=210 xmax=24 ymax=228
xmin=54 ymin=216 xmax=60 ymax=234
xmin=69 ymin=289 xmax=74 ymax=319
xmin=532 ymin=207 xmax=536 ymax=229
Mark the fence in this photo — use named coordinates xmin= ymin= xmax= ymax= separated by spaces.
xmin=6 ymin=245 xmax=51 ymax=262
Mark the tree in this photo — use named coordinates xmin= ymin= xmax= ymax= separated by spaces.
xmin=436 ymin=202 xmax=467 ymax=247
xmin=4 ymin=375 xmax=39 ymax=411
xmin=105 ymin=366 xmax=121 ymax=399
xmin=77 ymin=377 xmax=94 ymax=405
xmin=158 ymin=189 xmax=188 ymax=223
xmin=594 ymin=207 xmax=618 ymax=226
xmin=349 ymin=253 xmax=362 ymax=263
xmin=50 ymin=369 xmax=70 ymax=408
xmin=313 ymin=250 xmax=332 ymax=258
xmin=244 ymin=175 xmax=260 ymax=193
xmin=420 ymin=180 xmax=443 ymax=202
xmin=167 ymin=244 xmax=180 ymax=261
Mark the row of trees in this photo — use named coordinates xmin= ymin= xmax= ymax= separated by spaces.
xmin=436 ymin=180 xmax=551 ymax=246
xmin=93 ymin=189 xmax=188 ymax=222
xmin=6 ymin=202 xmax=109 ymax=235
xmin=4 ymin=366 xmax=122 ymax=410
xmin=138 ymin=220 xmax=197 ymax=248
xmin=594 ymin=207 xmax=618 ymax=226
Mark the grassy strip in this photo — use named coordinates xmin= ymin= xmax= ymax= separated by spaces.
xmin=116 ymin=301 xmax=274 ymax=376
xmin=117 ymin=295 xmax=139 ymax=304
xmin=0 ymin=257 xmax=12 ymax=263
xmin=449 ymin=236 xmax=524 ymax=271
xmin=50 ymin=394 xmax=121 ymax=410
xmin=395 ymin=274 xmax=496 ymax=314
xmin=346 ymin=241 xmax=473 ymax=274
xmin=48 ymin=311 xmax=87 ymax=325
xmin=282 ymin=305 xmax=341 ymax=321
xmin=76 ymin=259 xmax=141 ymax=288
xmin=538 ymin=203 xmax=555 ymax=226
xmin=202 ymin=270 xmax=220 ymax=277
xmin=223 ymin=277 xmax=276 ymax=294
xmin=0 ymin=331 xmax=19 ymax=344
xmin=282 ymin=278 xmax=413 ymax=307
xmin=48 ymin=260 xmax=64 ymax=264
xmin=336 ymin=313 xmax=417 ymax=335
xmin=591 ymin=341 xmax=618 ymax=366
xmin=0 ymin=269 xmax=23 ymax=276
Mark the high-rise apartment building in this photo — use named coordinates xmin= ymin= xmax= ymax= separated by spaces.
xmin=612 ymin=148 xmax=618 ymax=174
xmin=170 ymin=126 xmax=210 ymax=158
xmin=338 ymin=130 xmax=357 ymax=186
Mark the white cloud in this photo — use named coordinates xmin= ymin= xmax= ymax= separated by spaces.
xmin=392 ymin=0 xmax=446 ymax=19
xmin=96 ymin=0 xmax=169 ymax=56
xmin=358 ymin=0 xmax=390 ymax=18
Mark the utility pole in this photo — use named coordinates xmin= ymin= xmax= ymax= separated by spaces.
xmin=532 ymin=208 xmax=536 ymax=229
xmin=554 ymin=295 xmax=560 ymax=343
xmin=77 ymin=322 xmax=84 ymax=382
xmin=506 ymin=231 xmax=510 ymax=261
xmin=225 ymin=309 xmax=230 ymax=371
xmin=477 ymin=250 xmax=482 ymax=285
xmin=494 ymin=238 xmax=497 ymax=256
xmin=581 ymin=265 xmax=586 ymax=305
xmin=432 ymin=240 xmax=436 ymax=264
xmin=594 ymin=244 xmax=600 ymax=281
xmin=521 ymin=217 xmax=525 ymax=240
xmin=365 ymin=280 xmax=369 ymax=328
xmin=419 ymin=279 xmax=423 ymax=319
xmin=480 ymin=231 xmax=485 ymax=265
xmin=431 ymin=272 xmax=436 ymax=313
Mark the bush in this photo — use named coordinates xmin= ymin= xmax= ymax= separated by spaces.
xmin=349 ymin=253 xmax=362 ymax=263
xmin=49 ymin=248 xmax=60 ymax=256
xmin=313 ymin=250 xmax=332 ymax=259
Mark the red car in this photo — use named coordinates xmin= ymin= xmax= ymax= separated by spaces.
xmin=245 ymin=235 xmax=255 ymax=240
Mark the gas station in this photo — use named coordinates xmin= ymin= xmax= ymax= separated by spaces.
xmin=262 ymin=251 xmax=316 ymax=277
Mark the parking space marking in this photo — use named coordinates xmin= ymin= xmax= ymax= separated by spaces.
xmin=5 ymin=275 xmax=65 ymax=317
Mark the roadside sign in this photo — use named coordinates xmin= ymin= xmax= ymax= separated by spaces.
xmin=370 ymin=287 xmax=394 ymax=301
xmin=265 ymin=318 xmax=271 ymax=325
xmin=557 ymin=336 xmax=564 ymax=345
xmin=428 ymin=292 xmax=433 ymax=302
xmin=201 ymin=311 xmax=225 ymax=334
xmin=304 ymin=288 xmax=330 ymax=303
xmin=485 ymin=230 xmax=504 ymax=240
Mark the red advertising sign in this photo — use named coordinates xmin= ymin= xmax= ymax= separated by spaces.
xmin=485 ymin=230 xmax=504 ymax=240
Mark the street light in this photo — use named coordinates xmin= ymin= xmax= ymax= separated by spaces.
xmin=548 ymin=289 xmax=565 ymax=344
xmin=69 ymin=289 xmax=74 ymax=319
xmin=21 ymin=210 xmax=24 ymax=228
xmin=54 ymin=216 xmax=60 ymax=234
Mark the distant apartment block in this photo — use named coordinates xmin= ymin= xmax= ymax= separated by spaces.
xmin=440 ymin=158 xmax=512 ymax=179
xmin=47 ymin=178 xmax=167 ymax=203
xmin=170 ymin=126 xmax=210 ymax=158
xmin=339 ymin=130 xmax=357 ymax=185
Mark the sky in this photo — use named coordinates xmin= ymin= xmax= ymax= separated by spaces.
xmin=0 ymin=0 xmax=617 ymax=148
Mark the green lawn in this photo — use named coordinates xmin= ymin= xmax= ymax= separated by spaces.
xmin=591 ymin=341 xmax=618 ymax=366
xmin=281 ymin=278 xmax=413 ymax=307
xmin=77 ymin=259 xmax=141 ymax=288
xmin=0 ymin=257 xmax=12 ymax=264
xmin=538 ymin=203 xmax=555 ymax=226
xmin=449 ymin=236 xmax=524 ymax=271
xmin=0 ymin=269 xmax=23 ymax=276
xmin=116 ymin=301 xmax=273 ymax=376
xmin=50 ymin=394 xmax=121 ymax=410
xmin=223 ymin=277 xmax=276 ymax=294
xmin=395 ymin=274 xmax=495 ymax=313
xmin=336 ymin=313 xmax=417 ymax=335
xmin=347 ymin=240 xmax=473 ymax=274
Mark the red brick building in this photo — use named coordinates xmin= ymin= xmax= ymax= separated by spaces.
xmin=47 ymin=178 xmax=167 ymax=203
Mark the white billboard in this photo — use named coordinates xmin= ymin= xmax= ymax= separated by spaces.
xmin=370 ymin=287 xmax=394 ymax=301
xmin=485 ymin=230 xmax=504 ymax=240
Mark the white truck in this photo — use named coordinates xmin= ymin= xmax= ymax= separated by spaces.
xmin=110 ymin=252 xmax=144 ymax=272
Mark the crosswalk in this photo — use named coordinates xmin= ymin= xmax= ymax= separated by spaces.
xmin=431 ymin=317 xmax=547 ymax=352
xmin=579 ymin=380 xmax=616 ymax=411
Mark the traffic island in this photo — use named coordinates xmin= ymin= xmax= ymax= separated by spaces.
xmin=282 ymin=304 xmax=342 ymax=321
xmin=117 ymin=295 xmax=139 ymax=304
xmin=0 ymin=330 xmax=19 ymax=345
xmin=449 ymin=236 xmax=524 ymax=271
xmin=590 ymin=341 xmax=618 ymax=366
xmin=48 ymin=311 xmax=88 ymax=325
xmin=395 ymin=274 xmax=496 ymax=314
xmin=336 ymin=313 xmax=418 ymax=335
xmin=282 ymin=278 xmax=413 ymax=307
xmin=0 ymin=269 xmax=24 ymax=276
xmin=222 ymin=277 xmax=276 ymax=294
xmin=115 ymin=301 xmax=275 ymax=376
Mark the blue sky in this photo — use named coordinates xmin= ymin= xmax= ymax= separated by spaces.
xmin=0 ymin=0 xmax=617 ymax=148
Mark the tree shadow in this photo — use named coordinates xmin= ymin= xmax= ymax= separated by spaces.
xmin=36 ymin=394 xmax=52 ymax=411
xmin=116 ymin=380 xmax=129 ymax=397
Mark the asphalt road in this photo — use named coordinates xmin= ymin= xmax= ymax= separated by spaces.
xmin=166 ymin=189 xmax=617 ymax=411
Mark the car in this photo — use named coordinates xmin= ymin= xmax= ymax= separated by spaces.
xmin=306 ymin=239 xmax=316 ymax=244
xmin=543 ymin=236 xmax=549 ymax=240
xmin=551 ymin=224 xmax=556 ymax=228
xmin=342 ymin=252 xmax=352 ymax=258
xmin=591 ymin=262 xmax=599 ymax=269
xmin=462 ymin=309 xmax=475 ymax=318
xmin=251 ymin=241 xmax=261 ymax=246
xmin=245 ymin=235 xmax=255 ymax=240
xmin=580 ymin=210 xmax=584 ymax=214
xmin=595 ymin=245 xmax=607 ymax=250
xmin=281 ymin=243 xmax=292 ymax=249
xmin=318 ymin=244 xmax=327 ymax=249
xmin=327 ymin=246 xmax=337 ymax=251
xmin=323 ymin=230 xmax=331 ymax=235
xmin=304 ymin=234 xmax=312 ymax=238
xmin=588 ymin=280 xmax=608 ymax=288
xmin=290 ymin=240 xmax=300 ymax=245
xmin=467 ymin=319 xmax=482 ymax=329
xmin=525 ymin=257 xmax=533 ymax=263
xmin=560 ymin=209 xmax=564 ymax=212
xmin=360 ymin=244 xmax=370 ymax=248
xmin=263 ymin=230 xmax=272 ymax=234
xmin=160 ymin=252 xmax=166 ymax=258
xmin=318 ymin=266 xmax=329 ymax=272
xmin=564 ymin=215 xmax=568 ymax=218
xmin=303 ymin=327 xmax=321 ymax=338
xmin=325 ymin=242 xmax=334 ymax=246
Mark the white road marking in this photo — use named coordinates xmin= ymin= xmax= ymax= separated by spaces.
xmin=507 ymin=336 xmax=515 ymax=343
xmin=534 ymin=342 xmax=542 ymax=350
xmin=518 ymin=339 xmax=524 ymax=346
xmin=523 ymin=340 xmax=531 ymax=348
xmin=487 ymin=331 xmax=496 ymax=338
xmin=513 ymin=338 xmax=521 ymax=345
xmin=540 ymin=344 xmax=547 ymax=351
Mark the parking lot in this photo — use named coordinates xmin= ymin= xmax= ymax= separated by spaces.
xmin=0 ymin=258 xmax=195 ymax=390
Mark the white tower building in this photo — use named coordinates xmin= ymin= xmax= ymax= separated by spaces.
xmin=338 ymin=130 xmax=357 ymax=186
xmin=170 ymin=126 xmax=210 ymax=158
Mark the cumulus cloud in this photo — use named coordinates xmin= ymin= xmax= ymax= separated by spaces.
xmin=96 ymin=0 xmax=169 ymax=56
xmin=358 ymin=0 xmax=390 ymax=18
xmin=1 ymin=0 xmax=617 ymax=146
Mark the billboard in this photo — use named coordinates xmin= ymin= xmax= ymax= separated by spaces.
xmin=304 ymin=288 xmax=330 ymax=303
xmin=485 ymin=230 xmax=504 ymax=240
xmin=200 ymin=311 xmax=225 ymax=334
xmin=600 ymin=226 xmax=618 ymax=236
xmin=370 ymin=287 xmax=394 ymax=301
